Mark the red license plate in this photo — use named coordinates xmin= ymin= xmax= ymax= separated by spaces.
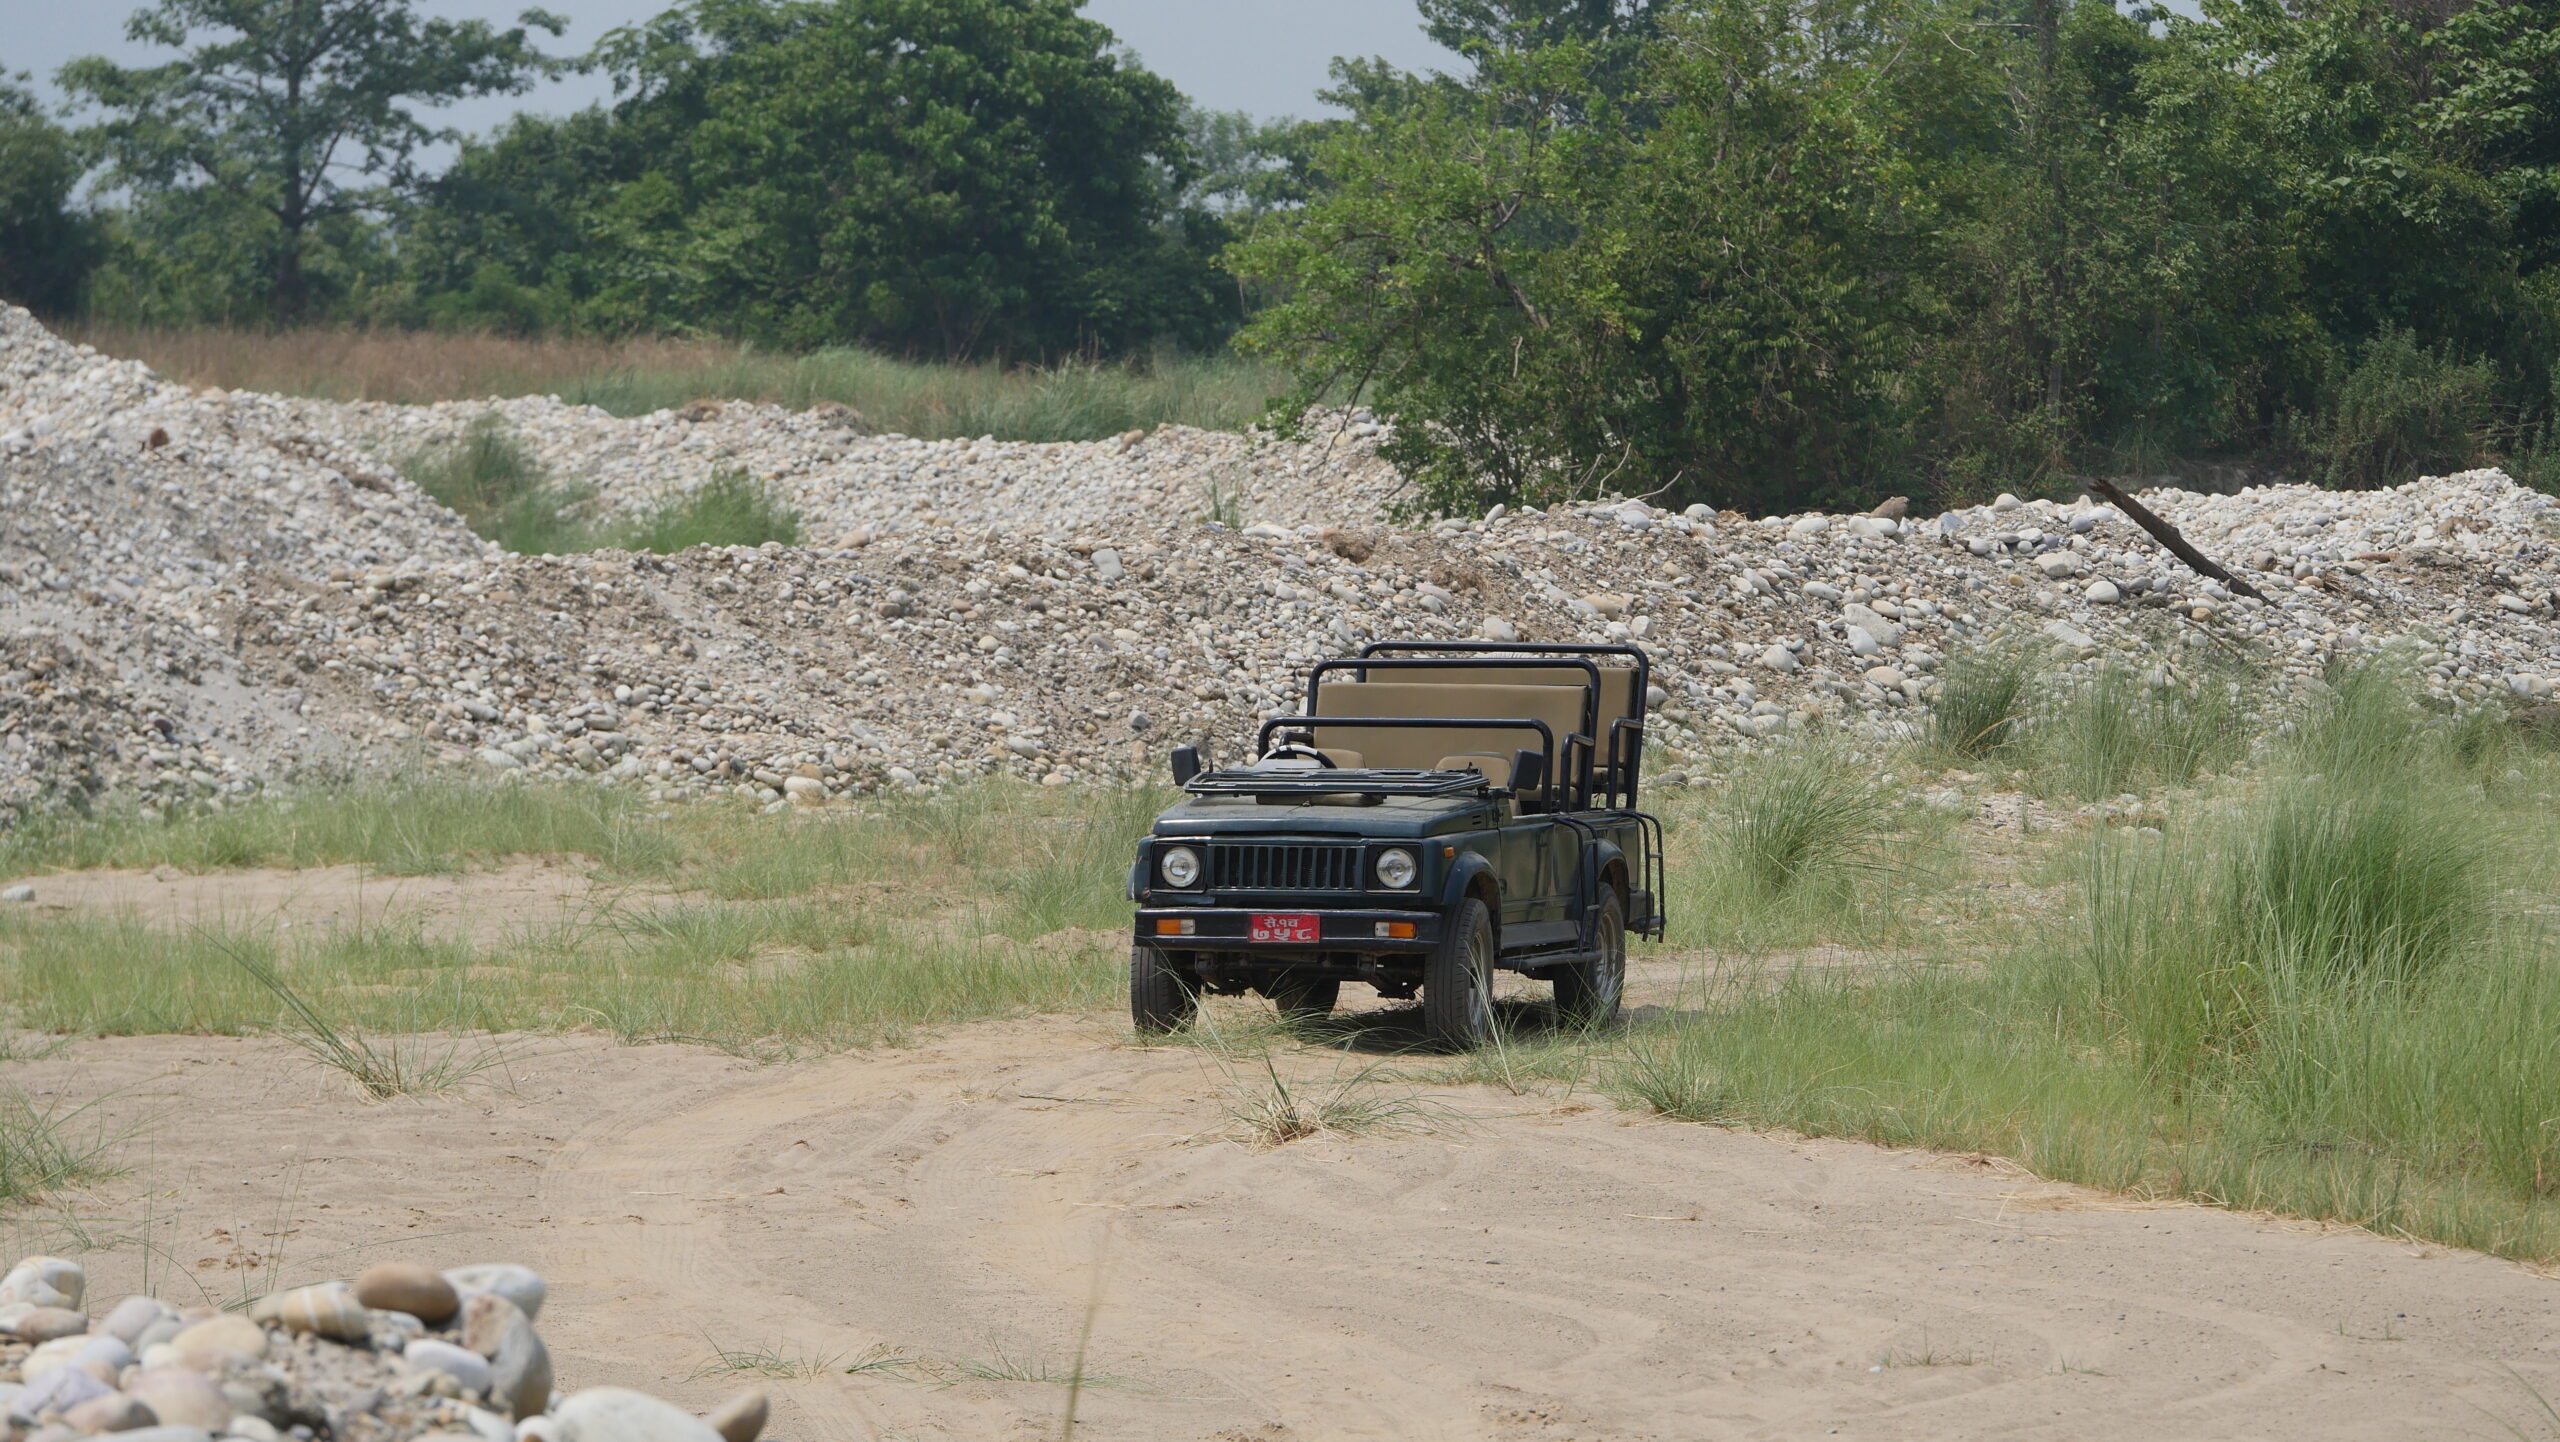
xmin=1250 ymin=913 xmax=1321 ymax=944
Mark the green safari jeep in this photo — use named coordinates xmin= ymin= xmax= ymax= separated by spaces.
xmin=1127 ymin=640 xmax=1667 ymax=1048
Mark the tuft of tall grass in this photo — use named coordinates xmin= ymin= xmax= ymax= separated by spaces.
xmin=400 ymin=416 xmax=600 ymax=555
xmin=223 ymin=938 xmax=513 ymax=1100
xmin=1217 ymin=1055 xmax=1457 ymax=1147
xmin=2034 ymin=659 xmax=2254 ymax=801
xmin=0 ymin=1089 xmax=115 ymax=1209
xmin=1928 ymin=638 xmax=2039 ymax=761
xmin=70 ymin=323 xmax=1283 ymax=442
xmin=1659 ymin=745 xmax=1942 ymax=950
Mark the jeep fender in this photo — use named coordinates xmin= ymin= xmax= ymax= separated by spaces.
xmin=1439 ymin=848 xmax=1501 ymax=914
xmin=1586 ymin=838 xmax=1630 ymax=902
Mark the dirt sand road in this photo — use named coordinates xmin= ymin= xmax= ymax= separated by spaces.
xmin=8 ymin=1016 xmax=2554 ymax=1441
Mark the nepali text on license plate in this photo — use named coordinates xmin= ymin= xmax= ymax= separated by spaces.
xmin=1251 ymin=913 xmax=1321 ymax=944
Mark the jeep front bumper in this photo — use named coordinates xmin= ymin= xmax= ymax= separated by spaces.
xmin=1132 ymin=907 xmax=1443 ymax=952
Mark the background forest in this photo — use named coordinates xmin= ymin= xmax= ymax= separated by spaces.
xmin=9 ymin=0 xmax=2560 ymax=514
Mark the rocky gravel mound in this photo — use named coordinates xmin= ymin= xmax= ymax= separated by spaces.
xmin=0 ymin=1254 xmax=759 ymax=1442
xmin=296 ymin=390 xmax=1409 ymax=540
xmin=6 ymin=304 xmax=2560 ymax=823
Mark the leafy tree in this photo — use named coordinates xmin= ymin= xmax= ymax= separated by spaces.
xmin=1233 ymin=1 xmax=1956 ymax=515
xmin=1421 ymin=0 xmax=1669 ymax=92
xmin=61 ymin=0 xmax=566 ymax=320
xmin=0 ymin=77 xmax=99 ymax=314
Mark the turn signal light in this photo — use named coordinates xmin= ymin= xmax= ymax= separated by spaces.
xmin=1374 ymin=921 xmax=1416 ymax=939
xmin=1155 ymin=919 xmax=1196 ymax=937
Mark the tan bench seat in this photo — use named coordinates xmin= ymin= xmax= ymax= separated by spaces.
xmin=1309 ymin=681 xmax=1590 ymax=800
xmin=1374 ymin=662 xmax=1642 ymax=790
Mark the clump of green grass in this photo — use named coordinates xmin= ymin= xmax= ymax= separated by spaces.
xmin=0 ymin=1089 xmax=115 ymax=1209
xmin=615 ymin=468 xmax=803 ymax=554
xmin=925 ymin=1349 xmax=1139 ymax=1392
xmin=2033 ymin=659 xmax=2254 ymax=801
xmin=690 ymin=1338 xmax=846 ymax=1381
xmin=1928 ymin=638 xmax=2039 ymax=761
xmin=1659 ymin=744 xmax=1940 ymax=950
xmin=400 ymin=424 xmax=801 ymax=557
xmin=226 ymin=940 xmax=513 ymax=1100
xmin=402 ymin=416 xmax=601 ymax=555
xmin=1220 ymin=1056 xmax=1452 ymax=1147
xmin=1423 ymin=1025 xmax=1605 ymax=1094
xmin=1722 ymin=746 xmax=1903 ymax=897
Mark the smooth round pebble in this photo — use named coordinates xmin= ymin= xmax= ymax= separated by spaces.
xmin=10 ymin=1307 xmax=93 ymax=1344
xmin=127 ymin=1367 xmax=231 ymax=1430
xmin=0 ymin=1256 xmax=85 ymax=1311
xmin=443 ymin=1264 xmax=546 ymax=1322
xmin=551 ymin=1387 xmax=722 ymax=1442
xmin=101 ymin=1296 xmax=179 ymax=1347
xmin=407 ymin=1337 xmax=495 ymax=1393
xmin=355 ymin=1262 xmax=458 ymax=1324
xmin=255 ymin=1281 xmax=368 ymax=1341
xmin=707 ymin=1388 xmax=769 ymax=1442
xmin=62 ymin=1392 xmax=158 ymax=1432
xmin=168 ymin=1314 xmax=265 ymax=1364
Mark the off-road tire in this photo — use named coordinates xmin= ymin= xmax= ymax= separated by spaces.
xmin=1552 ymin=888 xmax=1626 ymax=1028
xmin=1423 ymin=897 xmax=1497 ymax=1050
xmin=1130 ymin=946 xmax=1201 ymax=1034
xmin=1266 ymin=971 xmax=1341 ymax=1024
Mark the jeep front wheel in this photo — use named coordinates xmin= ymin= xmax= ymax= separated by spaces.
xmin=1130 ymin=946 xmax=1201 ymax=1034
xmin=1423 ymin=897 xmax=1496 ymax=1049
xmin=1552 ymin=888 xmax=1626 ymax=1028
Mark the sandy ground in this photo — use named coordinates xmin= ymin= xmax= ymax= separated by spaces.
xmin=6 ymin=1011 xmax=2556 ymax=1442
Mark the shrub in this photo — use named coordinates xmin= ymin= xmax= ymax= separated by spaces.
xmin=2302 ymin=329 xmax=2496 ymax=489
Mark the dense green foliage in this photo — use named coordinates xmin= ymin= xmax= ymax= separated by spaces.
xmin=0 ymin=78 xmax=100 ymax=315
xmin=1233 ymin=0 xmax=2560 ymax=512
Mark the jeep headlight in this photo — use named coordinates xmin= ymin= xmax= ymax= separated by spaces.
xmin=1159 ymin=845 xmax=1202 ymax=889
xmin=1375 ymin=848 xmax=1418 ymax=890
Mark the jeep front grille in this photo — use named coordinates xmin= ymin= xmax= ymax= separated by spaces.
xmin=1208 ymin=841 xmax=1363 ymax=891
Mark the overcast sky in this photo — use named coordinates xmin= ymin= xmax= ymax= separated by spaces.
xmin=5 ymin=0 xmax=1462 ymax=144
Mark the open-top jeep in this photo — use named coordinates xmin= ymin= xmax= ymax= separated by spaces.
xmin=1128 ymin=640 xmax=1668 ymax=1047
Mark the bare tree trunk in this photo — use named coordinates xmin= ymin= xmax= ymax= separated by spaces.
xmin=2084 ymin=475 xmax=2267 ymax=601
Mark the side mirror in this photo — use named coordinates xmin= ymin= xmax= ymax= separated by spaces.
xmin=1170 ymin=745 xmax=1203 ymax=786
xmin=1510 ymin=747 xmax=1546 ymax=801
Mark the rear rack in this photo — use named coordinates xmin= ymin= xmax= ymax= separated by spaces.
xmin=1183 ymin=767 xmax=1492 ymax=800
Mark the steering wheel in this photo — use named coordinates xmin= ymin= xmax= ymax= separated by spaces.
xmin=1261 ymin=742 xmax=1341 ymax=769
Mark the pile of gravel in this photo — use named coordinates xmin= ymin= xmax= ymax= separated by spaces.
xmin=0 ymin=1254 xmax=759 ymax=1441
xmin=295 ymin=392 xmax=1409 ymax=540
xmin=5 ymin=304 xmax=2558 ymax=824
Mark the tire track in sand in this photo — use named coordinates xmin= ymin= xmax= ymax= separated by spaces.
xmin=525 ymin=1013 xmax=2560 ymax=1441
